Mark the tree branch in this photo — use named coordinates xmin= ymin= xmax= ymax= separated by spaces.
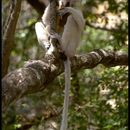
xmin=2 ymin=0 xmax=22 ymax=77
xmin=26 ymin=0 xmax=46 ymax=16
xmin=85 ymin=20 xmax=119 ymax=32
xmin=2 ymin=49 xmax=128 ymax=111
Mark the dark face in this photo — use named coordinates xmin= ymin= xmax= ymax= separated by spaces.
xmin=65 ymin=1 xmax=70 ymax=7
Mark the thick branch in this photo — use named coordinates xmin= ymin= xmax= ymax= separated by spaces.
xmin=2 ymin=49 xmax=128 ymax=111
xmin=72 ymin=49 xmax=128 ymax=70
xmin=2 ymin=0 xmax=22 ymax=77
xmin=26 ymin=0 xmax=46 ymax=16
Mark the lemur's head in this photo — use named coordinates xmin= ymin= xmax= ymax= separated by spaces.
xmin=58 ymin=0 xmax=82 ymax=9
xmin=58 ymin=0 xmax=70 ymax=9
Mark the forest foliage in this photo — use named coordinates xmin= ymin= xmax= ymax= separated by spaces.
xmin=2 ymin=0 xmax=128 ymax=130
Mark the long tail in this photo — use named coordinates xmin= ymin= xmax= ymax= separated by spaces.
xmin=60 ymin=57 xmax=71 ymax=130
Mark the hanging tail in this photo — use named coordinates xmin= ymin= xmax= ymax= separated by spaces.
xmin=60 ymin=57 xmax=71 ymax=130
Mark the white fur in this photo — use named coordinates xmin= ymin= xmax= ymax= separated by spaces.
xmin=61 ymin=7 xmax=85 ymax=57
xmin=42 ymin=4 xmax=51 ymax=26
xmin=60 ymin=6 xmax=85 ymax=130
xmin=35 ymin=22 xmax=50 ymax=50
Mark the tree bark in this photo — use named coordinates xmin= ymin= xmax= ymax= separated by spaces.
xmin=2 ymin=49 xmax=128 ymax=111
xmin=2 ymin=0 xmax=22 ymax=77
xmin=26 ymin=0 xmax=46 ymax=16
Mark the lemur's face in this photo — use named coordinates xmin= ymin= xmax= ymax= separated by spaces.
xmin=58 ymin=0 xmax=70 ymax=9
xmin=58 ymin=0 xmax=81 ymax=9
